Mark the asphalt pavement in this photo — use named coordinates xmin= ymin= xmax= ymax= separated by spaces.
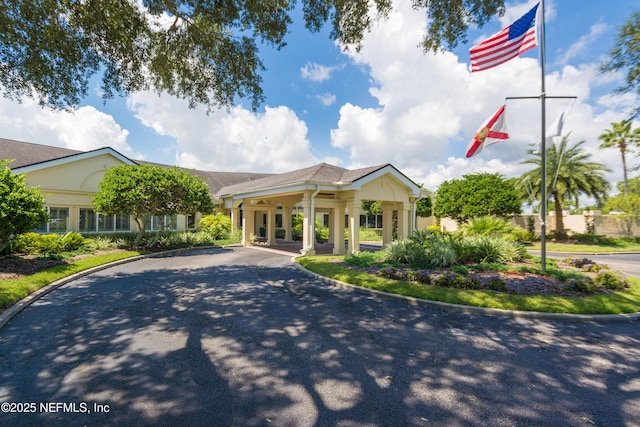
xmin=0 ymin=247 xmax=639 ymax=426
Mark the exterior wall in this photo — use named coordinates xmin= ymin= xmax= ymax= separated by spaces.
xmin=359 ymin=176 xmax=409 ymax=202
xmin=21 ymin=154 xmax=196 ymax=234
xmin=438 ymin=212 xmax=639 ymax=238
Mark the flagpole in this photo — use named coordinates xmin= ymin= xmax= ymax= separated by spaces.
xmin=539 ymin=0 xmax=548 ymax=272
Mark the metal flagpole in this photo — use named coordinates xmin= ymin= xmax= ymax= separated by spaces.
xmin=539 ymin=0 xmax=548 ymax=272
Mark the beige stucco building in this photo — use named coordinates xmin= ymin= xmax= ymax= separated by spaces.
xmin=2 ymin=138 xmax=425 ymax=255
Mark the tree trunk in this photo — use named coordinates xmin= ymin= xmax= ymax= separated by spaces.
xmin=552 ymin=191 xmax=567 ymax=240
xmin=620 ymin=142 xmax=629 ymax=196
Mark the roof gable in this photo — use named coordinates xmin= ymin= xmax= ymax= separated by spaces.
xmin=1 ymin=138 xmax=83 ymax=168
xmin=11 ymin=146 xmax=137 ymax=173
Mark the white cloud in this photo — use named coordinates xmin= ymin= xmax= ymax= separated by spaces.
xmin=316 ymin=93 xmax=337 ymax=107
xmin=0 ymin=95 xmax=142 ymax=159
xmin=127 ymin=93 xmax=319 ymax=173
xmin=300 ymin=62 xmax=342 ymax=82
xmin=327 ymin=0 xmax=638 ymax=193
xmin=558 ymin=22 xmax=608 ymax=65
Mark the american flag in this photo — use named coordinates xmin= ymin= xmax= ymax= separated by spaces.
xmin=470 ymin=3 xmax=539 ymax=72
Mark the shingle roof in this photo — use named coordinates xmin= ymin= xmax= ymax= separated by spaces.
xmin=217 ymin=162 xmax=388 ymax=195
xmin=1 ymin=138 xmax=407 ymax=198
xmin=0 ymin=138 xmax=83 ymax=168
xmin=0 ymin=138 xmax=275 ymax=195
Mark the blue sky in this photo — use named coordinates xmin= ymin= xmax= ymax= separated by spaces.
xmin=1 ymin=0 xmax=639 ymax=199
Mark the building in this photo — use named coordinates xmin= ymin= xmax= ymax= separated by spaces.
xmin=1 ymin=138 xmax=425 ymax=255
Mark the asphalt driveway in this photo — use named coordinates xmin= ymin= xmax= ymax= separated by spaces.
xmin=1 ymin=247 xmax=639 ymax=426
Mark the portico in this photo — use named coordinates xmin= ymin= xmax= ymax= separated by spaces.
xmin=216 ymin=163 xmax=423 ymax=255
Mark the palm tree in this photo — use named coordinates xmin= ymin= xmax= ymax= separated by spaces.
xmin=598 ymin=120 xmax=640 ymax=196
xmin=519 ymin=136 xmax=611 ymax=240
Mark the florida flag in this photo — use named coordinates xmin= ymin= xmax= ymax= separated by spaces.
xmin=466 ymin=105 xmax=509 ymax=158
xmin=470 ymin=3 xmax=539 ymax=72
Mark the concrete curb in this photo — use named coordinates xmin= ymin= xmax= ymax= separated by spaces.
xmin=291 ymin=258 xmax=640 ymax=324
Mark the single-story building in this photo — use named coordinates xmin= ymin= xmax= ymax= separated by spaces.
xmin=1 ymin=137 xmax=426 ymax=254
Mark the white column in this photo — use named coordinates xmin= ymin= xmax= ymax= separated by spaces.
xmin=231 ymin=207 xmax=240 ymax=231
xmin=282 ymin=205 xmax=292 ymax=241
xmin=301 ymin=193 xmax=316 ymax=255
xmin=347 ymin=199 xmax=360 ymax=254
xmin=241 ymin=205 xmax=255 ymax=246
xmin=267 ymin=207 xmax=277 ymax=245
xmin=397 ymin=202 xmax=410 ymax=241
xmin=382 ymin=202 xmax=394 ymax=247
xmin=333 ymin=202 xmax=346 ymax=255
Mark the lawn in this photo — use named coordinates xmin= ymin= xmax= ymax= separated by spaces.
xmin=529 ymin=240 xmax=640 ymax=253
xmin=0 ymin=251 xmax=142 ymax=310
xmin=297 ymin=256 xmax=640 ymax=315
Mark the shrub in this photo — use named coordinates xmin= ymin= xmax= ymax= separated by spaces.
xmin=432 ymin=272 xmax=483 ymax=289
xmin=487 ymin=277 xmax=507 ymax=292
xmin=344 ymin=252 xmax=378 ymax=267
xmin=564 ymin=276 xmax=597 ymax=293
xmin=593 ymin=271 xmax=629 ymax=290
xmin=379 ymin=266 xmax=404 ymax=280
xmin=405 ymin=269 xmax=431 ymax=284
xmin=199 ymin=213 xmax=232 ymax=240
xmin=383 ymin=240 xmax=427 ymax=266
xmin=563 ymin=257 xmax=609 ymax=273
xmin=12 ymin=232 xmax=88 ymax=254
xmin=424 ymin=239 xmax=457 ymax=268
xmin=458 ymin=216 xmax=515 ymax=237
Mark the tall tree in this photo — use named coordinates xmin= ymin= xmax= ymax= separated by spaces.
xmin=93 ymin=164 xmax=215 ymax=246
xmin=0 ymin=159 xmax=49 ymax=252
xmin=598 ymin=119 xmax=640 ymax=196
xmin=600 ymin=10 xmax=640 ymax=118
xmin=434 ymin=172 xmax=521 ymax=223
xmin=519 ymin=136 xmax=611 ymax=240
xmin=0 ymin=0 xmax=505 ymax=111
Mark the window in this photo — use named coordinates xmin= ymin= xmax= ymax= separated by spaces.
xmin=115 ymin=214 xmax=130 ymax=231
xmin=186 ymin=215 xmax=196 ymax=229
xmin=80 ymin=209 xmax=131 ymax=232
xmin=360 ymin=214 xmax=382 ymax=229
xmin=34 ymin=207 xmax=69 ymax=233
xmin=48 ymin=208 xmax=69 ymax=233
xmin=145 ymin=215 xmax=178 ymax=231
xmin=79 ymin=208 xmax=97 ymax=232
xmin=98 ymin=213 xmax=114 ymax=232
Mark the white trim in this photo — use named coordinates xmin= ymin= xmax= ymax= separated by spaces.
xmin=12 ymin=147 xmax=136 ymax=173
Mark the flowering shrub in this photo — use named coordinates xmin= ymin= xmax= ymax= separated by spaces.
xmin=405 ymin=269 xmax=431 ymax=285
xmin=379 ymin=266 xmax=404 ymax=280
xmin=563 ymin=276 xmax=596 ymax=293
xmin=433 ymin=273 xmax=480 ymax=289
xmin=594 ymin=271 xmax=629 ymax=290
xmin=563 ymin=257 xmax=609 ymax=273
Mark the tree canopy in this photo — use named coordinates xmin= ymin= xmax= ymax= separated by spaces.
xmin=0 ymin=159 xmax=49 ymax=252
xmin=433 ymin=172 xmax=521 ymax=223
xmin=93 ymin=164 xmax=215 ymax=246
xmin=600 ymin=10 xmax=640 ymax=117
xmin=598 ymin=119 xmax=640 ymax=196
xmin=519 ymin=136 xmax=610 ymax=240
xmin=0 ymin=0 xmax=505 ymax=111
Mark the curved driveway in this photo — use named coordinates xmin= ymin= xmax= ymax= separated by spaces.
xmin=1 ymin=247 xmax=639 ymax=426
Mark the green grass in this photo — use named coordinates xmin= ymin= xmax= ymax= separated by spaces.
xmin=528 ymin=241 xmax=640 ymax=253
xmin=297 ymin=256 xmax=640 ymax=315
xmin=0 ymin=251 xmax=142 ymax=310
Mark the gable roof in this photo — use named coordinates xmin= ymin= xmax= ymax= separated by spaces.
xmin=1 ymin=138 xmax=83 ymax=168
xmin=216 ymin=162 xmax=421 ymax=198
xmin=2 ymin=138 xmax=421 ymax=199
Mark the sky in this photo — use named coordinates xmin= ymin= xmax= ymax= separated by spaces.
xmin=2 ymin=0 xmax=639 ymax=204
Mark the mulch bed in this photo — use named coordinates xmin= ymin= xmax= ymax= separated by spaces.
xmin=336 ymin=260 xmax=600 ymax=297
